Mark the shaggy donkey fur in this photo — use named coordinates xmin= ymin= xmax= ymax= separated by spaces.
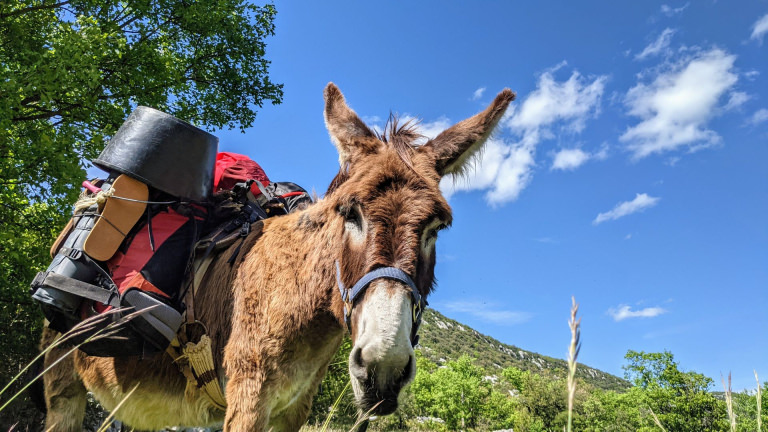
xmin=40 ymin=83 xmax=514 ymax=431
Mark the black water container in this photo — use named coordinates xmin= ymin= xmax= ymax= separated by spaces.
xmin=93 ymin=106 xmax=218 ymax=202
xmin=31 ymin=179 xmax=112 ymax=329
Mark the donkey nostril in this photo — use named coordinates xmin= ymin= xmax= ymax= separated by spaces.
xmin=352 ymin=347 xmax=364 ymax=368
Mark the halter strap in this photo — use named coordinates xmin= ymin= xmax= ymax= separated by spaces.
xmin=335 ymin=261 xmax=425 ymax=346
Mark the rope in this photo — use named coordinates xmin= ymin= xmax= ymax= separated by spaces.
xmin=73 ymin=189 xmax=115 ymax=213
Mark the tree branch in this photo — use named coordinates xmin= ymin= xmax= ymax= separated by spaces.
xmin=0 ymin=1 xmax=71 ymax=19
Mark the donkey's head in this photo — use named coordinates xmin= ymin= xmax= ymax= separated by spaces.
xmin=323 ymin=83 xmax=514 ymax=415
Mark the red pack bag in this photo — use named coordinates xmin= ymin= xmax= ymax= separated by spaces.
xmin=214 ymin=152 xmax=270 ymax=196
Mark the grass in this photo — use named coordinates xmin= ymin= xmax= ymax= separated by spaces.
xmin=320 ymin=381 xmax=351 ymax=432
xmin=5 ymin=297 xmax=765 ymax=431
xmin=722 ymin=372 xmax=736 ymax=432
xmin=648 ymin=407 xmax=668 ymax=432
xmin=0 ymin=305 xmax=158 ymax=432
xmin=757 ymin=370 xmax=763 ymax=432
xmin=0 ymin=307 xmax=142 ymax=412
xmin=565 ymin=296 xmax=581 ymax=432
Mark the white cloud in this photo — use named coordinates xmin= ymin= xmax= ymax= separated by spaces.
xmin=751 ymin=13 xmax=768 ymax=43
xmin=608 ymin=304 xmax=667 ymax=321
xmin=749 ymin=108 xmax=768 ymax=125
xmin=362 ymin=115 xmax=382 ymax=124
xmin=593 ymin=193 xmax=660 ymax=225
xmin=507 ymin=68 xmax=606 ymax=133
xmin=551 ymin=148 xmax=590 ymax=171
xmin=724 ymin=91 xmax=750 ymax=111
xmin=440 ymin=66 xmax=606 ymax=206
xmin=416 ymin=117 xmax=452 ymax=140
xmin=442 ymin=300 xmax=533 ymax=325
xmin=621 ymin=48 xmax=738 ymax=159
xmin=635 ymin=28 xmax=675 ymax=60
xmin=660 ymin=3 xmax=688 ymax=17
xmin=440 ymin=137 xmax=516 ymax=199
xmin=485 ymin=139 xmax=537 ymax=204
xmin=472 ymin=87 xmax=486 ymax=101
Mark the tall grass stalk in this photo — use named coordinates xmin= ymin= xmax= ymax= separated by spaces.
xmin=349 ymin=402 xmax=382 ymax=432
xmin=756 ymin=370 xmax=762 ymax=432
xmin=320 ymin=381 xmax=350 ymax=432
xmin=648 ymin=407 xmax=667 ymax=432
xmin=0 ymin=309 xmax=115 ymax=400
xmin=566 ymin=296 xmax=581 ymax=432
xmin=722 ymin=372 xmax=736 ymax=432
xmin=95 ymin=384 xmax=139 ymax=432
xmin=0 ymin=306 xmax=157 ymax=413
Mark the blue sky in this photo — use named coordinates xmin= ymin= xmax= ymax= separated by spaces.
xmin=210 ymin=1 xmax=768 ymax=391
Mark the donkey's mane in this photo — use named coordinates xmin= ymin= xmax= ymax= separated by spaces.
xmin=327 ymin=114 xmax=424 ymax=194
xmin=376 ymin=114 xmax=424 ymax=152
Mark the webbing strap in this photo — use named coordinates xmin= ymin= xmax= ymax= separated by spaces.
xmin=337 ymin=265 xmax=421 ymax=306
xmin=335 ymin=262 xmax=425 ymax=346
xmin=32 ymin=271 xmax=120 ymax=308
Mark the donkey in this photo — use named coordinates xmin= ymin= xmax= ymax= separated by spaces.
xmin=40 ymin=83 xmax=514 ymax=431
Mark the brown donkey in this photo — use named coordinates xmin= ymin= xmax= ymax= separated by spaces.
xmin=41 ymin=83 xmax=515 ymax=431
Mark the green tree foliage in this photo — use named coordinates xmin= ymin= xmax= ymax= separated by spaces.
xmin=411 ymin=355 xmax=493 ymax=430
xmin=730 ymin=381 xmax=767 ymax=432
xmin=623 ymin=350 xmax=727 ymax=431
xmin=501 ymin=365 xmax=529 ymax=391
xmin=0 ymin=0 xmax=282 ymax=423
xmin=310 ymin=342 xmax=760 ymax=432
xmin=576 ymin=388 xmax=642 ymax=431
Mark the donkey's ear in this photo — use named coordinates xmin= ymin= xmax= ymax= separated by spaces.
xmin=422 ymin=89 xmax=515 ymax=176
xmin=324 ymin=83 xmax=377 ymax=169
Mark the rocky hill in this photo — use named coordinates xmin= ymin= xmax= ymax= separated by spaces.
xmin=418 ymin=308 xmax=630 ymax=392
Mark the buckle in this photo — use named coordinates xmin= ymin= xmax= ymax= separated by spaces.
xmin=59 ymin=246 xmax=82 ymax=260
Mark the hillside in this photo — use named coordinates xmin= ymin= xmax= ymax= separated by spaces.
xmin=418 ymin=308 xmax=630 ymax=392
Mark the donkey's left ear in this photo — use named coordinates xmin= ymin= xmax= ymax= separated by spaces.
xmin=421 ymin=89 xmax=515 ymax=176
xmin=324 ymin=83 xmax=377 ymax=169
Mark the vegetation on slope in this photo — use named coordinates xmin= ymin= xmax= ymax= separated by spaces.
xmin=307 ymin=308 xmax=767 ymax=431
xmin=418 ymin=309 xmax=630 ymax=392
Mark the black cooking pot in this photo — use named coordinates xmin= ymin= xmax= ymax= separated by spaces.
xmin=93 ymin=106 xmax=218 ymax=201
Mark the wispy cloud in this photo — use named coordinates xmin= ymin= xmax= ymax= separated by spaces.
xmin=362 ymin=115 xmax=382 ymax=124
xmin=635 ymin=28 xmax=675 ymax=60
xmin=442 ymin=65 xmax=607 ymax=205
xmin=593 ymin=193 xmax=660 ymax=225
xmin=506 ymin=66 xmax=606 ymax=133
xmin=472 ymin=87 xmax=486 ymax=101
xmin=724 ymin=91 xmax=750 ymax=111
xmin=621 ymin=48 xmax=738 ymax=159
xmin=748 ymin=108 xmax=768 ymax=125
xmin=551 ymin=148 xmax=590 ymax=171
xmin=441 ymin=300 xmax=533 ymax=325
xmin=751 ymin=13 xmax=768 ymax=44
xmin=608 ymin=304 xmax=667 ymax=321
xmin=534 ymin=236 xmax=558 ymax=244
xmin=660 ymin=3 xmax=688 ymax=17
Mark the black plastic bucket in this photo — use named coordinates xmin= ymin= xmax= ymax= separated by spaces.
xmin=93 ymin=106 xmax=218 ymax=202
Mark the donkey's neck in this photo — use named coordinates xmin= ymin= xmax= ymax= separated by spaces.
xmin=250 ymin=198 xmax=346 ymax=333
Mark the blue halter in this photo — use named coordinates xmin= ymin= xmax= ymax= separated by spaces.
xmin=335 ymin=261 xmax=425 ymax=346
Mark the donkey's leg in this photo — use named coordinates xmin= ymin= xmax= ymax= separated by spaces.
xmin=267 ymin=365 xmax=328 ymax=432
xmin=222 ymin=374 xmax=271 ymax=432
xmin=40 ymin=327 xmax=87 ymax=432
xmin=267 ymin=392 xmax=315 ymax=432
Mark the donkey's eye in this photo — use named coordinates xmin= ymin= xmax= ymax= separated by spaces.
xmin=428 ymin=224 xmax=447 ymax=240
xmin=339 ymin=205 xmax=362 ymax=228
